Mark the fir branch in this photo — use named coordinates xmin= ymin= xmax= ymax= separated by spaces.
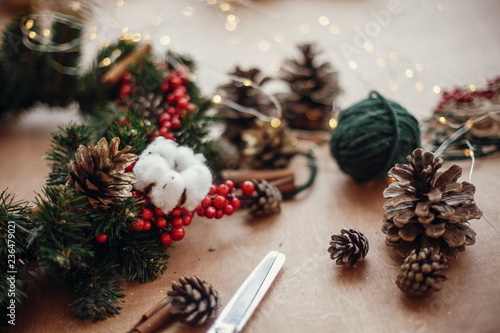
xmin=116 ymin=232 xmax=169 ymax=283
xmin=105 ymin=116 xmax=156 ymax=154
xmin=128 ymin=54 xmax=164 ymax=95
xmin=89 ymin=197 xmax=141 ymax=241
xmin=32 ymin=185 xmax=92 ymax=272
xmin=45 ymin=123 xmax=93 ymax=185
xmin=69 ymin=263 xmax=124 ymax=321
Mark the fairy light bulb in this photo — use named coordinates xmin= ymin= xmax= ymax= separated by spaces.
xmin=25 ymin=19 xmax=34 ymax=29
xmin=102 ymin=57 xmax=111 ymax=66
xmin=438 ymin=116 xmax=446 ymax=124
xmin=329 ymin=118 xmax=338 ymax=129
xmin=319 ymin=16 xmax=329 ymax=26
xmin=469 ymin=84 xmax=477 ymax=92
xmin=212 ymin=95 xmax=222 ymax=104
xmin=270 ymin=118 xmax=281 ymax=128
xmin=43 ymin=29 xmax=51 ymax=37
xmin=405 ymin=69 xmax=414 ymax=78
xmin=28 ymin=31 xmax=36 ymax=39
xmin=242 ymin=79 xmax=252 ymax=87
xmin=219 ymin=2 xmax=231 ymax=11
xmin=433 ymin=85 xmax=441 ymax=94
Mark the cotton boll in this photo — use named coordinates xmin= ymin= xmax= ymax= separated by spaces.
xmin=142 ymin=137 xmax=178 ymax=169
xmin=194 ymin=153 xmax=206 ymax=164
xmin=181 ymin=164 xmax=212 ymax=210
xmin=175 ymin=146 xmax=199 ymax=171
xmin=133 ymin=155 xmax=169 ymax=192
xmin=149 ymin=169 xmax=186 ymax=214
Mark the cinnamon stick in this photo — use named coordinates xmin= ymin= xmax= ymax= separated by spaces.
xmin=130 ymin=302 xmax=175 ymax=333
xmin=220 ymin=168 xmax=294 ymax=185
xmin=101 ymin=43 xmax=152 ymax=86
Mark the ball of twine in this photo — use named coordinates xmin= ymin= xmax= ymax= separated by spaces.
xmin=330 ymin=91 xmax=420 ymax=182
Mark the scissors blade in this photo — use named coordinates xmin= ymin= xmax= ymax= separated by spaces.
xmin=207 ymin=251 xmax=286 ymax=333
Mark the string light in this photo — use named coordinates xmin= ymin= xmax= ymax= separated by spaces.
xmin=258 ymin=40 xmax=270 ymax=52
xmin=160 ymin=35 xmax=171 ymax=45
xmin=151 ymin=16 xmax=161 ymax=26
xmin=183 ymin=7 xmax=194 ymax=16
xmin=102 ymin=57 xmax=111 ymax=66
xmin=319 ymin=16 xmax=329 ymax=26
xmin=212 ymin=95 xmax=222 ymax=104
xmin=329 ymin=118 xmax=338 ymax=129
xmin=329 ymin=24 xmax=340 ymax=34
xmin=415 ymin=81 xmax=424 ymax=92
xmin=270 ymin=118 xmax=281 ymax=128
xmin=273 ymin=32 xmax=284 ymax=42
xmin=433 ymin=85 xmax=441 ymax=94
xmin=28 ymin=31 xmax=36 ymax=39
xmin=436 ymin=4 xmax=444 ymax=12
xmin=405 ymin=69 xmax=414 ymax=78
xmin=388 ymin=80 xmax=398 ymax=91
xmin=226 ymin=14 xmax=236 ymax=22
xmin=416 ymin=63 xmax=424 ymax=71
xmin=270 ymin=62 xmax=280 ymax=71
xmin=132 ymin=33 xmax=141 ymax=42
xmin=219 ymin=2 xmax=231 ymax=11
xmin=376 ymin=57 xmax=386 ymax=67
xmin=25 ymin=19 xmax=34 ymax=29
xmin=207 ymin=0 xmax=216 ymax=4
xmin=299 ymin=24 xmax=309 ymax=34
xmin=225 ymin=21 xmax=237 ymax=31
xmin=438 ymin=116 xmax=446 ymax=124
xmin=389 ymin=51 xmax=398 ymax=60
xmin=116 ymin=0 xmax=124 ymax=7
xmin=348 ymin=60 xmax=357 ymax=70
xmin=364 ymin=41 xmax=374 ymax=53
xmin=469 ymin=84 xmax=477 ymax=92
xmin=143 ymin=34 xmax=151 ymax=41
xmin=242 ymin=79 xmax=252 ymax=86
xmin=43 ymin=29 xmax=51 ymax=37
xmin=71 ymin=1 xmax=80 ymax=11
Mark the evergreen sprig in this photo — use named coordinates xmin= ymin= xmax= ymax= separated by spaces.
xmin=45 ymin=123 xmax=93 ymax=185
xmin=69 ymin=263 xmax=124 ymax=321
xmin=105 ymin=115 xmax=156 ymax=154
xmin=32 ymin=185 xmax=92 ymax=273
xmin=89 ymin=197 xmax=141 ymax=241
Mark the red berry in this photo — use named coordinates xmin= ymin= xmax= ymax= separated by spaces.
xmin=170 ymin=117 xmax=181 ymax=130
xmin=132 ymin=219 xmax=145 ymax=231
xmin=195 ymin=203 xmax=203 ymax=212
xmin=174 ymin=86 xmax=186 ymax=97
xmin=205 ymin=206 xmax=216 ymax=218
xmin=96 ymin=233 xmax=108 ymax=243
xmin=218 ymin=184 xmax=230 ymax=197
xmin=142 ymin=208 xmax=153 ymax=220
xmin=197 ymin=209 xmax=205 ymax=217
xmin=159 ymin=127 xmax=169 ymax=136
xmin=171 ymin=227 xmax=185 ymax=241
xmin=159 ymin=113 xmax=171 ymax=123
xmin=187 ymin=103 xmax=196 ymax=112
xmin=172 ymin=217 xmax=183 ymax=227
xmin=213 ymin=195 xmax=227 ymax=209
xmin=216 ymin=209 xmax=224 ymax=219
xmin=165 ymin=133 xmax=176 ymax=141
xmin=154 ymin=207 xmax=165 ymax=216
xmin=241 ymin=181 xmax=255 ymax=196
xmin=160 ymin=232 xmax=172 ymax=246
xmin=202 ymin=196 xmax=212 ymax=208
xmin=182 ymin=215 xmax=192 ymax=226
xmin=156 ymin=217 xmax=167 ymax=228
xmin=225 ymin=180 xmax=235 ymax=191
xmin=160 ymin=82 xmax=169 ymax=93
xmin=122 ymin=72 xmax=132 ymax=83
xmin=170 ymin=76 xmax=182 ymax=88
xmin=167 ymin=106 xmax=177 ymax=115
xmin=143 ymin=221 xmax=152 ymax=231
xmin=231 ymin=197 xmax=241 ymax=210
xmin=224 ymin=204 xmax=234 ymax=215
xmin=177 ymin=97 xmax=189 ymax=109
xmin=208 ymin=184 xmax=217 ymax=196
xmin=167 ymin=93 xmax=176 ymax=104
xmin=125 ymin=161 xmax=136 ymax=173
xmin=162 ymin=121 xmax=172 ymax=129
xmin=171 ymin=207 xmax=182 ymax=216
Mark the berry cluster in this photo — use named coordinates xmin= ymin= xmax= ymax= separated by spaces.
xmin=126 ymin=190 xmax=194 ymax=246
xmin=152 ymin=68 xmax=196 ymax=141
xmin=195 ymin=180 xmax=242 ymax=219
xmin=118 ymin=72 xmax=134 ymax=103
xmin=435 ymin=76 xmax=500 ymax=112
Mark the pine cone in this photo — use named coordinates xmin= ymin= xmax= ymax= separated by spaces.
xmin=328 ymin=229 xmax=369 ymax=266
xmin=129 ymin=92 xmax=165 ymax=121
xmin=216 ymin=66 xmax=274 ymax=146
xmin=242 ymin=120 xmax=296 ymax=169
xmin=279 ymin=43 xmax=341 ymax=130
xmin=167 ymin=276 xmax=220 ymax=326
xmin=248 ymin=179 xmax=282 ymax=216
xmin=396 ymin=247 xmax=447 ymax=297
xmin=382 ymin=148 xmax=482 ymax=259
xmin=67 ymin=137 xmax=137 ymax=209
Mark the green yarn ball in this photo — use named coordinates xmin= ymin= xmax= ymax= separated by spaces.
xmin=330 ymin=91 xmax=420 ymax=182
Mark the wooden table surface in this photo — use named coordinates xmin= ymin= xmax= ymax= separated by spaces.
xmin=1 ymin=1 xmax=500 ymax=332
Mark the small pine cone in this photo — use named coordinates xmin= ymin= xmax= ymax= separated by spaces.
xmin=396 ymin=247 xmax=447 ymax=297
xmin=249 ymin=179 xmax=282 ymax=216
xmin=242 ymin=120 xmax=296 ymax=169
xmin=328 ymin=229 xmax=369 ymax=266
xmin=67 ymin=137 xmax=137 ymax=209
xmin=382 ymin=148 xmax=482 ymax=259
xmin=129 ymin=92 xmax=165 ymax=121
xmin=167 ymin=276 xmax=220 ymax=326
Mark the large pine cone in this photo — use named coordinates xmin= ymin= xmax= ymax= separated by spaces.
xmin=167 ymin=276 xmax=220 ymax=326
xmin=248 ymin=179 xmax=282 ymax=216
xmin=67 ymin=137 xmax=137 ymax=209
xmin=242 ymin=120 xmax=296 ymax=169
xmin=396 ymin=247 xmax=447 ymax=297
xmin=279 ymin=43 xmax=341 ymax=130
xmin=382 ymin=148 xmax=482 ymax=258
xmin=328 ymin=229 xmax=369 ymax=266
xmin=216 ymin=66 xmax=274 ymax=146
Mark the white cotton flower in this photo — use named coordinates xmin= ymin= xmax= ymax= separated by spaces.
xmin=133 ymin=138 xmax=212 ymax=214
